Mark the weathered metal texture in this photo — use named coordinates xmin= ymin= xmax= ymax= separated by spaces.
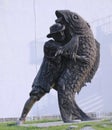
xmin=19 ymin=10 xmax=100 ymax=123
xmin=54 ymin=10 xmax=100 ymax=122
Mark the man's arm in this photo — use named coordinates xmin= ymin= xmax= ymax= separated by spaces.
xmin=55 ymin=35 xmax=79 ymax=61
xmin=44 ymin=40 xmax=62 ymax=59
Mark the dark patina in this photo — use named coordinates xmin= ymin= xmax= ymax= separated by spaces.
xmin=18 ymin=10 xmax=100 ymax=124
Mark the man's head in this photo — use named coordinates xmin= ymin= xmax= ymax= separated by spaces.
xmin=47 ymin=23 xmax=66 ymax=42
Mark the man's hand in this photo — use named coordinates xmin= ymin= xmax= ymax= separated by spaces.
xmin=55 ymin=47 xmax=63 ymax=56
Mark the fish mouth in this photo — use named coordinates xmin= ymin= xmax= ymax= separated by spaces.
xmin=55 ymin=17 xmax=63 ymax=23
xmin=55 ymin=10 xmax=63 ymax=23
xmin=55 ymin=10 xmax=62 ymax=18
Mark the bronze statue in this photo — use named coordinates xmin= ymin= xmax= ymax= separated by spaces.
xmin=17 ymin=10 xmax=100 ymax=124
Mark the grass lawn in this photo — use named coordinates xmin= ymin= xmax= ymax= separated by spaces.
xmin=0 ymin=119 xmax=112 ymax=130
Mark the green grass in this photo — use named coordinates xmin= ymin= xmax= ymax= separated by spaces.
xmin=0 ymin=119 xmax=112 ymax=130
xmin=25 ymin=118 xmax=61 ymax=124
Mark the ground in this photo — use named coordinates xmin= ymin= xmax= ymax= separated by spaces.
xmin=0 ymin=119 xmax=112 ymax=130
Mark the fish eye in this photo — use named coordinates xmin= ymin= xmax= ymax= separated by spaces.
xmin=74 ymin=15 xmax=78 ymax=19
xmin=72 ymin=15 xmax=79 ymax=20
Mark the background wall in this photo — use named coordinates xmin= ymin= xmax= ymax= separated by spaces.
xmin=0 ymin=0 xmax=112 ymax=118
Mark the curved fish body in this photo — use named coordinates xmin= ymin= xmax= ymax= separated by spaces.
xmin=55 ymin=10 xmax=100 ymax=122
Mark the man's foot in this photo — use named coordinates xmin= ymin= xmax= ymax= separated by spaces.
xmin=16 ymin=119 xmax=25 ymax=125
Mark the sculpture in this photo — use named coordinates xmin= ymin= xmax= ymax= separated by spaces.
xmin=17 ymin=10 xmax=100 ymax=124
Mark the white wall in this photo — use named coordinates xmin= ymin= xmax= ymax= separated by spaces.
xmin=0 ymin=0 xmax=37 ymax=118
xmin=0 ymin=0 xmax=112 ymax=118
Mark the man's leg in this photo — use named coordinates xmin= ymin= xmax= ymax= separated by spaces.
xmin=18 ymin=96 xmax=37 ymax=123
xmin=17 ymin=88 xmax=46 ymax=125
xmin=58 ymin=88 xmax=73 ymax=122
